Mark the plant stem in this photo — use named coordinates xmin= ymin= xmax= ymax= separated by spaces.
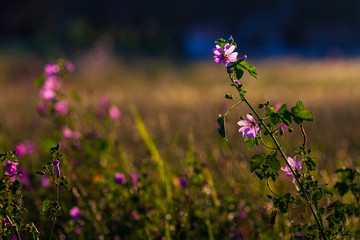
xmin=237 ymin=89 xmax=328 ymax=240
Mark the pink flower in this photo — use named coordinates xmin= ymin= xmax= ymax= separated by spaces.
xmin=15 ymin=144 xmax=27 ymax=157
xmin=40 ymin=88 xmax=56 ymax=101
xmin=63 ymin=127 xmax=73 ymax=139
xmin=54 ymin=101 xmax=69 ymax=116
xmin=213 ymin=43 xmax=238 ymax=67
xmin=109 ymin=105 xmax=121 ymax=120
xmin=114 ymin=172 xmax=126 ymax=184
xmin=99 ymin=97 xmax=110 ymax=108
xmin=69 ymin=206 xmax=81 ymax=219
xmin=5 ymin=161 xmax=19 ymax=176
xmin=41 ymin=176 xmax=51 ymax=188
xmin=65 ymin=61 xmax=75 ymax=72
xmin=44 ymin=63 xmax=59 ymax=76
xmin=237 ymin=114 xmax=260 ymax=139
xmin=281 ymin=156 xmax=302 ymax=182
xmin=25 ymin=141 xmax=35 ymax=155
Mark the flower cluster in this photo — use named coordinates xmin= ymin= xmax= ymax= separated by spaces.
xmin=15 ymin=140 xmax=36 ymax=157
xmin=213 ymin=43 xmax=238 ymax=67
xmin=97 ymin=97 xmax=122 ymax=120
xmin=38 ymin=61 xmax=74 ymax=116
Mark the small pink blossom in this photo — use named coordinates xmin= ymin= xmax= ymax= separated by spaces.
xmin=54 ymin=101 xmax=69 ymax=116
xmin=281 ymin=156 xmax=302 ymax=182
xmin=237 ymin=114 xmax=260 ymax=139
xmin=213 ymin=43 xmax=238 ymax=67
xmin=109 ymin=105 xmax=121 ymax=120
xmin=99 ymin=97 xmax=110 ymax=108
xmin=69 ymin=206 xmax=81 ymax=219
xmin=65 ymin=61 xmax=75 ymax=72
xmin=40 ymin=88 xmax=56 ymax=101
xmin=15 ymin=144 xmax=27 ymax=157
xmin=43 ymin=76 xmax=62 ymax=90
xmin=41 ymin=176 xmax=51 ymax=188
xmin=44 ymin=63 xmax=59 ymax=76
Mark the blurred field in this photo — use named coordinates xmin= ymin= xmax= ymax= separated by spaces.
xmin=0 ymin=53 xmax=360 ymax=238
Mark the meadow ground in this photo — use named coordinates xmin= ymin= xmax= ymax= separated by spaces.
xmin=0 ymin=53 xmax=359 ymax=239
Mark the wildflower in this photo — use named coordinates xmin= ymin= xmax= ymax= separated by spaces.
xmin=99 ymin=97 xmax=110 ymax=108
xmin=114 ymin=172 xmax=126 ymax=184
xmin=213 ymin=43 xmax=238 ymax=67
xmin=5 ymin=161 xmax=19 ymax=176
xmin=65 ymin=61 xmax=75 ymax=72
xmin=109 ymin=105 xmax=121 ymax=120
xmin=41 ymin=176 xmax=51 ymax=188
xmin=62 ymin=127 xmax=73 ymax=139
xmin=1 ymin=218 xmax=9 ymax=226
xmin=130 ymin=173 xmax=138 ymax=185
xmin=69 ymin=206 xmax=81 ymax=219
xmin=281 ymin=156 xmax=302 ymax=182
xmin=242 ymin=55 xmax=247 ymax=60
xmin=37 ymin=101 xmax=48 ymax=114
xmin=44 ymin=63 xmax=59 ymax=76
xmin=178 ymin=178 xmax=187 ymax=187
xmin=43 ymin=76 xmax=62 ymax=90
xmin=40 ymin=88 xmax=56 ymax=101
xmin=54 ymin=100 xmax=69 ymax=116
xmin=237 ymin=114 xmax=260 ymax=139
xmin=53 ymin=159 xmax=60 ymax=176
xmin=238 ymin=211 xmax=246 ymax=218
xmin=15 ymin=143 xmax=27 ymax=157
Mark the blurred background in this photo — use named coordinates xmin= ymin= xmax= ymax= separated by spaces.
xmin=1 ymin=1 xmax=360 ymax=238
xmin=1 ymin=0 xmax=360 ymax=59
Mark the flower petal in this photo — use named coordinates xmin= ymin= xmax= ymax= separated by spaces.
xmin=246 ymin=114 xmax=255 ymax=123
xmin=281 ymin=166 xmax=290 ymax=172
xmin=228 ymin=52 xmax=238 ymax=62
xmin=237 ymin=120 xmax=250 ymax=127
xmin=287 ymin=156 xmax=296 ymax=168
xmin=214 ymin=56 xmax=222 ymax=64
xmin=296 ymin=161 xmax=302 ymax=170
xmin=285 ymin=172 xmax=293 ymax=178
xmin=225 ymin=45 xmax=236 ymax=55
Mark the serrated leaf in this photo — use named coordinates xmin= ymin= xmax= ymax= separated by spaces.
xmin=250 ymin=154 xmax=265 ymax=172
xmin=291 ymin=100 xmax=314 ymax=124
xmin=217 ymin=115 xmax=227 ymax=141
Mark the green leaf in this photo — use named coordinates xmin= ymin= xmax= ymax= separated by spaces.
xmin=42 ymin=199 xmax=51 ymax=212
xmin=235 ymin=67 xmax=244 ymax=80
xmin=216 ymin=115 xmax=227 ymax=141
xmin=276 ymin=104 xmax=292 ymax=126
xmin=34 ymin=75 xmax=45 ymax=87
xmin=238 ymin=61 xmax=258 ymax=79
xmin=291 ymin=100 xmax=314 ymax=124
xmin=250 ymin=154 xmax=265 ymax=172
xmin=267 ymin=156 xmax=281 ymax=171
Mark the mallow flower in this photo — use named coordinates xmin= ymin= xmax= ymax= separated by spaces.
xmin=213 ymin=43 xmax=238 ymax=67
xmin=281 ymin=156 xmax=302 ymax=182
xmin=237 ymin=114 xmax=260 ymax=139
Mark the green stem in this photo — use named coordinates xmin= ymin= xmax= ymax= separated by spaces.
xmin=237 ymin=89 xmax=328 ymax=240
xmin=224 ymin=100 xmax=243 ymax=117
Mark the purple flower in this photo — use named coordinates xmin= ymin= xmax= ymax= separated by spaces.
xmin=69 ymin=206 xmax=81 ymax=219
xmin=238 ymin=211 xmax=246 ymax=218
xmin=242 ymin=55 xmax=247 ymax=60
xmin=98 ymin=97 xmax=110 ymax=108
xmin=130 ymin=173 xmax=138 ymax=185
xmin=213 ymin=43 xmax=238 ymax=67
xmin=5 ymin=161 xmax=19 ymax=176
xmin=54 ymin=100 xmax=69 ymax=116
xmin=114 ymin=172 xmax=126 ymax=184
xmin=281 ymin=156 xmax=302 ymax=182
xmin=237 ymin=114 xmax=260 ymax=139
xmin=53 ymin=160 xmax=60 ymax=176
xmin=178 ymin=178 xmax=187 ymax=187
